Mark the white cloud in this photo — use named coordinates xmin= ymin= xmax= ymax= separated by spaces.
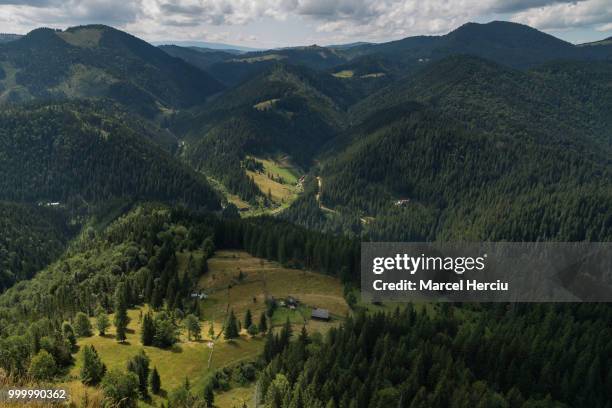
xmin=0 ymin=0 xmax=609 ymax=46
xmin=511 ymin=0 xmax=612 ymax=31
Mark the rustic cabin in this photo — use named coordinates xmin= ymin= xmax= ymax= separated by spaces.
xmin=311 ymin=308 xmax=330 ymax=321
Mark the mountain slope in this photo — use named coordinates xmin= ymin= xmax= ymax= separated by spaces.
xmin=314 ymin=104 xmax=612 ymax=241
xmin=206 ymin=45 xmax=347 ymax=86
xmin=0 ymin=202 xmax=72 ymax=292
xmin=343 ymin=21 xmax=610 ymax=69
xmin=350 ymin=55 xmax=612 ymax=152
xmin=297 ymin=56 xmax=612 ymax=240
xmin=175 ymin=64 xmax=355 ymax=202
xmin=0 ymin=25 xmax=224 ymax=116
xmin=159 ymin=45 xmax=236 ymax=70
xmin=0 ymin=101 xmax=220 ymax=211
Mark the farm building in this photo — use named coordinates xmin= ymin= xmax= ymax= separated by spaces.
xmin=311 ymin=308 xmax=330 ymax=321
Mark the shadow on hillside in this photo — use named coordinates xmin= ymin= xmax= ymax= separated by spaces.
xmin=170 ymin=344 xmax=183 ymax=353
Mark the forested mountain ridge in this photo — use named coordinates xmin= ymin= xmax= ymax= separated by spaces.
xmin=313 ymin=104 xmax=612 ymax=241
xmin=0 ymin=19 xmax=611 ymax=408
xmin=0 ymin=202 xmax=73 ymax=292
xmin=202 ymin=45 xmax=346 ymax=86
xmin=341 ymin=21 xmax=612 ymax=70
xmin=349 ymin=55 xmax=612 ymax=152
xmin=0 ymin=101 xmax=220 ymax=212
xmin=0 ymin=25 xmax=224 ymax=116
xmin=174 ymin=63 xmax=355 ymax=202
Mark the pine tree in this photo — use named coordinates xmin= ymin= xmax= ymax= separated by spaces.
xmin=150 ymin=367 xmax=161 ymax=394
xmin=114 ymin=282 xmax=129 ymax=343
xmin=184 ymin=314 xmax=201 ymax=341
xmin=204 ymin=382 xmax=214 ymax=407
xmin=224 ymin=309 xmax=239 ymax=340
xmin=127 ymin=350 xmax=150 ymax=398
xmin=95 ymin=308 xmax=110 ymax=336
xmin=279 ymin=317 xmax=293 ymax=349
xmin=62 ymin=322 xmax=77 ymax=350
xmin=75 ymin=312 xmax=93 ymax=337
xmin=80 ymin=345 xmax=106 ymax=386
xmin=244 ymin=309 xmax=253 ymax=329
xmin=141 ymin=312 xmax=155 ymax=346
xmin=259 ymin=312 xmax=268 ymax=334
xmin=208 ymin=321 xmax=215 ymax=339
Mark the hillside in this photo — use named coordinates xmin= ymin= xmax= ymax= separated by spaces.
xmin=158 ymin=45 xmax=236 ymax=70
xmin=304 ymin=101 xmax=612 ymax=241
xmin=0 ymin=25 xmax=224 ymax=116
xmin=176 ymin=64 xmax=354 ymax=203
xmin=0 ymin=33 xmax=21 ymax=43
xmin=342 ymin=21 xmax=611 ymax=70
xmin=205 ymin=45 xmax=347 ymax=86
xmin=0 ymin=202 xmax=72 ymax=292
xmin=281 ymin=56 xmax=612 ymax=241
xmin=0 ymin=204 xmax=355 ymax=406
xmin=350 ymin=56 xmax=612 ymax=152
xmin=0 ymin=102 xmax=220 ymax=211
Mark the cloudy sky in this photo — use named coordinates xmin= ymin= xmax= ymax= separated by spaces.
xmin=0 ymin=0 xmax=610 ymax=48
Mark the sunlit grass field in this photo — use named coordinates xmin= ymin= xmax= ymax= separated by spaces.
xmin=61 ymin=249 xmax=346 ymax=407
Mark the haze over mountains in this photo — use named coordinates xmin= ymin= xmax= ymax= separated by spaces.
xmin=0 ymin=19 xmax=611 ymax=290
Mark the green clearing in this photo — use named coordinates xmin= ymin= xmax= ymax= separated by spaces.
xmin=245 ymin=156 xmax=302 ymax=208
xmin=198 ymin=250 xmax=348 ymax=329
xmin=253 ymin=98 xmax=280 ymax=111
xmin=332 ymin=70 xmax=355 ymax=78
xmin=63 ymin=249 xmax=346 ymax=407
xmin=57 ymin=28 xmax=103 ymax=48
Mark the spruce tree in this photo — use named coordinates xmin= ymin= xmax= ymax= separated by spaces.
xmin=208 ymin=321 xmax=215 ymax=339
xmin=224 ymin=309 xmax=239 ymax=340
xmin=75 ymin=312 xmax=93 ymax=337
xmin=244 ymin=309 xmax=253 ymax=330
xmin=204 ymin=382 xmax=214 ymax=408
xmin=141 ymin=312 xmax=155 ymax=346
xmin=114 ymin=282 xmax=129 ymax=343
xmin=80 ymin=345 xmax=106 ymax=386
xmin=150 ymin=367 xmax=161 ymax=395
xmin=62 ymin=322 xmax=77 ymax=350
xmin=184 ymin=314 xmax=201 ymax=341
xmin=259 ymin=312 xmax=268 ymax=334
xmin=95 ymin=308 xmax=110 ymax=336
xmin=127 ymin=350 xmax=150 ymax=398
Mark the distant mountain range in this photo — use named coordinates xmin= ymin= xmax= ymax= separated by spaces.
xmin=0 ymin=33 xmax=22 ymax=43
xmin=0 ymin=25 xmax=224 ymax=116
xmin=152 ymin=40 xmax=261 ymax=52
xmin=0 ymin=20 xmax=610 ymax=245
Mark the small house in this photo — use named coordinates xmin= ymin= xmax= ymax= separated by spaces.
xmin=311 ymin=308 xmax=330 ymax=321
xmin=394 ymin=199 xmax=410 ymax=207
xmin=190 ymin=292 xmax=208 ymax=300
xmin=286 ymin=296 xmax=298 ymax=307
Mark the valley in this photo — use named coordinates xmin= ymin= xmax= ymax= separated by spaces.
xmin=0 ymin=18 xmax=610 ymax=408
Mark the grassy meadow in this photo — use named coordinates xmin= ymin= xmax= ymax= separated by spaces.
xmin=60 ymin=249 xmax=346 ymax=407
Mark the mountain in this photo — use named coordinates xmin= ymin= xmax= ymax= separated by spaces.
xmin=159 ymin=45 xmax=236 ymax=70
xmin=350 ymin=55 xmax=612 ymax=151
xmin=0 ymin=101 xmax=220 ymax=212
xmin=579 ymin=36 xmax=612 ymax=47
xmin=0 ymin=25 xmax=224 ymax=116
xmin=152 ymin=40 xmax=260 ymax=52
xmin=342 ymin=21 xmax=610 ymax=69
xmin=0 ymin=34 xmax=21 ymax=43
xmin=205 ymin=45 xmax=347 ymax=86
xmin=282 ymin=55 xmax=612 ymax=239
xmin=0 ymin=201 xmax=72 ymax=292
xmin=174 ymin=63 xmax=355 ymax=202
xmin=313 ymin=102 xmax=611 ymax=241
